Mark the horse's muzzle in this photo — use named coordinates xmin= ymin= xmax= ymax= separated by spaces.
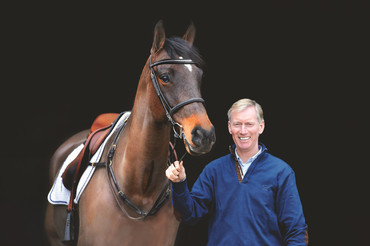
xmin=186 ymin=125 xmax=216 ymax=155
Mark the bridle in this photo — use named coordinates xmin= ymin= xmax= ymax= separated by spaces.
xmin=149 ymin=54 xmax=205 ymax=139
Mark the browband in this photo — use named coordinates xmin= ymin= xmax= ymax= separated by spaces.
xmin=150 ymin=59 xmax=196 ymax=68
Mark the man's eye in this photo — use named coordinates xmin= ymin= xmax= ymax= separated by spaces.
xmin=159 ymin=74 xmax=170 ymax=83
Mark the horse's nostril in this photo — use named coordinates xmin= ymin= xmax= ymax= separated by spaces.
xmin=192 ymin=128 xmax=204 ymax=146
xmin=191 ymin=126 xmax=216 ymax=147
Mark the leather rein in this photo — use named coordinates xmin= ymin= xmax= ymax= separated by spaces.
xmin=96 ymin=56 xmax=205 ymax=220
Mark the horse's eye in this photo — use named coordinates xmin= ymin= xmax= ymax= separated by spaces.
xmin=159 ymin=74 xmax=170 ymax=83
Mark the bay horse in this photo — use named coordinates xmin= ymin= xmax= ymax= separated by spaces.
xmin=44 ymin=20 xmax=216 ymax=245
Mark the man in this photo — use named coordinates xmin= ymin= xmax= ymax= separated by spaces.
xmin=166 ymin=98 xmax=307 ymax=245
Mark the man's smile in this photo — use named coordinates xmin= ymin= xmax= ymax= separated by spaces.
xmin=239 ymin=137 xmax=251 ymax=141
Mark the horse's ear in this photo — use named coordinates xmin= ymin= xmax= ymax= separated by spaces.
xmin=151 ymin=20 xmax=166 ymax=54
xmin=182 ymin=22 xmax=196 ymax=46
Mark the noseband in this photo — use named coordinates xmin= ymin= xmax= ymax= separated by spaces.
xmin=150 ymin=55 xmax=205 ymax=138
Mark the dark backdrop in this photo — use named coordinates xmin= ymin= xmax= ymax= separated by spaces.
xmin=2 ymin=1 xmax=369 ymax=245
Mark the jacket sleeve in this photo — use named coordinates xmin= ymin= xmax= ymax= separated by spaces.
xmin=171 ymin=167 xmax=214 ymax=225
xmin=276 ymin=168 xmax=307 ymax=246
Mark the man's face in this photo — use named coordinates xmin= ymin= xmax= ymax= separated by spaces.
xmin=228 ymin=106 xmax=265 ymax=154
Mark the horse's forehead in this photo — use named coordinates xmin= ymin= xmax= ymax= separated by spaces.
xmin=152 ymin=49 xmax=202 ymax=79
xmin=154 ymin=48 xmax=171 ymax=60
xmin=177 ymin=56 xmax=192 ymax=72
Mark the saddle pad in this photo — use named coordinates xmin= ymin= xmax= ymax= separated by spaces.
xmin=47 ymin=111 xmax=131 ymax=205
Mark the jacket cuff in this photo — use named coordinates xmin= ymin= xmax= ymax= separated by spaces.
xmin=171 ymin=179 xmax=188 ymax=195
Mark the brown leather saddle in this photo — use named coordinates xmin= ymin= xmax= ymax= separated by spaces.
xmin=61 ymin=113 xmax=119 ymax=190
xmin=62 ymin=112 xmax=129 ymax=242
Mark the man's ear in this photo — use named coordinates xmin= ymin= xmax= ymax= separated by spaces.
xmin=228 ymin=121 xmax=232 ymax=134
xmin=259 ymin=121 xmax=265 ymax=135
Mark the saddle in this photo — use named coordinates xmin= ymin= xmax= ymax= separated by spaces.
xmin=62 ymin=112 xmax=128 ymax=242
xmin=61 ymin=113 xmax=119 ymax=191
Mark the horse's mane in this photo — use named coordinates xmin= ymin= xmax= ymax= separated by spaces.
xmin=163 ymin=37 xmax=205 ymax=68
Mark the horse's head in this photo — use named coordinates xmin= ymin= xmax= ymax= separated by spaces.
xmin=148 ymin=20 xmax=215 ymax=156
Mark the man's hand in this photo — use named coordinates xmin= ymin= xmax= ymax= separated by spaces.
xmin=165 ymin=161 xmax=186 ymax=183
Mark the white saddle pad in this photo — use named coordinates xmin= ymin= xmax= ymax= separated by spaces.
xmin=47 ymin=111 xmax=131 ymax=205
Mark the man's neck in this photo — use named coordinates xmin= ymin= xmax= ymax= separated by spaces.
xmin=236 ymin=145 xmax=259 ymax=164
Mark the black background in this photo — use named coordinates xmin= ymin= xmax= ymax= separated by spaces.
xmin=2 ymin=1 xmax=369 ymax=245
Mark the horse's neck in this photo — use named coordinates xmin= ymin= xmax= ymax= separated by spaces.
xmin=113 ymin=75 xmax=170 ymax=197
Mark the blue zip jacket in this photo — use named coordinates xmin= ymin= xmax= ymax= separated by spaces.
xmin=172 ymin=143 xmax=307 ymax=245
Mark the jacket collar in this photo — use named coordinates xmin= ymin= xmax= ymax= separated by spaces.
xmin=229 ymin=143 xmax=267 ymax=161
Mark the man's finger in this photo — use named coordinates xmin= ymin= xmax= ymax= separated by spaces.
xmin=172 ymin=168 xmax=179 ymax=176
xmin=173 ymin=161 xmax=180 ymax=169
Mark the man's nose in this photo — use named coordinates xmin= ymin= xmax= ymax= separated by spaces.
xmin=240 ymin=124 xmax=247 ymax=134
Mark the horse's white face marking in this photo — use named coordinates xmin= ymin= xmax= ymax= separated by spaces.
xmin=185 ymin=64 xmax=192 ymax=72
xmin=179 ymin=56 xmax=193 ymax=72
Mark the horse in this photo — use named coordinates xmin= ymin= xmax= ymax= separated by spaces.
xmin=44 ymin=20 xmax=216 ymax=246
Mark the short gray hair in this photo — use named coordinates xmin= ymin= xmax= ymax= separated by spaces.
xmin=227 ymin=98 xmax=264 ymax=123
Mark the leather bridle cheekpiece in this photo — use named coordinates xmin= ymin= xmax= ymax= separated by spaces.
xmin=149 ymin=55 xmax=205 ymax=139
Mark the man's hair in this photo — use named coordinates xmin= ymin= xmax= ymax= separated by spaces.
xmin=227 ymin=98 xmax=264 ymax=123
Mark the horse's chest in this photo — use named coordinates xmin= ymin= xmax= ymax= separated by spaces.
xmin=78 ymin=171 xmax=180 ymax=246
